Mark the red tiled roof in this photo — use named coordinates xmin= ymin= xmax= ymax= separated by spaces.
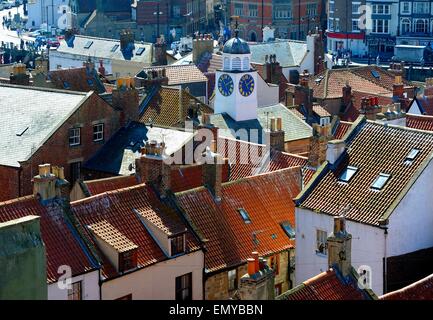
xmin=217 ymin=137 xmax=309 ymax=181
xmin=406 ymin=113 xmax=433 ymax=131
xmin=71 ymin=184 xmax=201 ymax=279
xmin=310 ymin=66 xmax=403 ymax=100
xmin=380 ymin=273 xmax=433 ymax=300
xmin=297 ymin=117 xmax=433 ymax=226
xmin=278 ymin=269 xmax=370 ymax=300
xmin=313 ymin=105 xmax=331 ymax=117
xmin=84 ymin=175 xmax=138 ymax=196
xmin=0 ymin=196 xmax=97 ymax=284
xmin=333 ymin=121 xmax=353 ymax=140
xmin=175 ymin=167 xmax=301 ymax=272
xmin=48 ymin=67 xmax=105 ymax=93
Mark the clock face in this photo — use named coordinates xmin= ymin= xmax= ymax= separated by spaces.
xmin=239 ymin=74 xmax=255 ymax=97
xmin=218 ymin=74 xmax=234 ymax=97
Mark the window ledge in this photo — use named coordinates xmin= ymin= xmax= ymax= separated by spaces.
xmin=315 ymin=251 xmax=327 ymax=257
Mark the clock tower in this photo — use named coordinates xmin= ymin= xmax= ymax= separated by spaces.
xmin=214 ymin=30 xmax=258 ymax=122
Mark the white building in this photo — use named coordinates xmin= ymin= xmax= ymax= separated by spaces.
xmin=294 ymin=116 xmax=433 ymax=295
xmin=26 ymin=0 xmax=75 ymax=31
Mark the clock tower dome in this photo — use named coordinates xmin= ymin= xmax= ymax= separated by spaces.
xmin=214 ymin=30 xmax=258 ymax=122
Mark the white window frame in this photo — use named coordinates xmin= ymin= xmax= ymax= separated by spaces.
xmin=316 ymin=229 xmax=328 ymax=255
xmin=352 ymin=2 xmax=361 ymax=15
xmin=69 ymin=127 xmax=81 ymax=146
xmin=93 ymin=123 xmax=104 ymax=142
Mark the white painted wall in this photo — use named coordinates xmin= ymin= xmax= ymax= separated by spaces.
xmin=387 ymin=159 xmax=433 ymax=256
xmin=256 ymin=76 xmax=279 ymax=107
xmin=101 ymin=251 xmax=204 ymax=300
xmin=407 ymin=100 xmax=422 ymax=115
xmin=48 ymin=270 xmax=100 ymax=300
xmin=49 ymin=50 xmax=113 ymax=74
xmin=26 ymin=0 xmax=65 ymax=30
xmin=295 ymin=160 xmax=433 ymax=296
xmin=295 ymin=207 xmax=386 ymax=295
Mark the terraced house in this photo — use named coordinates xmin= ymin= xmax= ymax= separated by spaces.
xmin=295 ymin=115 xmax=433 ymax=295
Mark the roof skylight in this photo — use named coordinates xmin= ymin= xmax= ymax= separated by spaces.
xmin=338 ymin=166 xmax=358 ymax=183
xmin=136 ymin=47 xmax=145 ymax=56
xmin=111 ymin=44 xmax=119 ymax=52
xmin=84 ymin=41 xmax=93 ymax=49
xmin=281 ymin=222 xmax=295 ymax=239
xmin=405 ymin=148 xmax=420 ymax=164
xmin=371 ymin=70 xmax=380 ymax=79
xmin=371 ymin=173 xmax=391 ymax=190
xmin=237 ymin=208 xmax=251 ymax=224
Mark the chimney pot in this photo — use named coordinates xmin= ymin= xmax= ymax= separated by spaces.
xmin=247 ymin=258 xmax=256 ymax=276
xmin=276 ymin=117 xmax=282 ymax=131
xmin=270 ymin=117 xmax=276 ymax=132
xmin=252 ymin=251 xmax=259 ymax=273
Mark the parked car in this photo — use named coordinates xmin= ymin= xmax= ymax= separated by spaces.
xmin=47 ymin=37 xmax=60 ymax=48
xmin=35 ymin=35 xmax=47 ymax=46
xmin=28 ymin=29 xmax=44 ymax=37
xmin=1 ymin=1 xmax=13 ymax=9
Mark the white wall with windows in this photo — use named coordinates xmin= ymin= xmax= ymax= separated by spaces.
xmin=47 ymin=270 xmax=100 ymax=300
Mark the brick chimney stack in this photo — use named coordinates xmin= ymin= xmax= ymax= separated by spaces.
xmin=360 ymin=96 xmax=379 ymax=121
xmin=202 ymin=149 xmax=227 ymax=202
xmin=264 ymin=54 xmax=283 ymax=84
xmin=98 ymin=59 xmax=106 ymax=76
xmin=112 ymin=77 xmax=140 ymax=126
xmin=138 ymin=68 xmax=169 ymax=88
xmin=33 ymin=164 xmax=70 ymax=202
xmin=10 ymin=63 xmax=30 ymax=86
xmin=327 ymin=216 xmax=352 ymax=277
xmin=342 ymin=82 xmax=352 ymax=106
xmin=295 ymin=71 xmax=314 ymax=117
xmin=154 ymin=37 xmax=167 ymax=66
xmin=393 ymin=76 xmax=405 ymax=100
xmin=192 ymin=34 xmax=214 ymax=65
xmin=135 ymin=141 xmax=165 ymax=184
xmin=238 ymin=252 xmax=275 ymax=300
xmin=423 ymin=78 xmax=433 ymax=97
xmin=267 ymin=117 xmax=285 ymax=151
xmin=309 ymin=123 xmax=332 ymax=167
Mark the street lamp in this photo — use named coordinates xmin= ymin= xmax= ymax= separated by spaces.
xmin=153 ymin=4 xmax=163 ymax=41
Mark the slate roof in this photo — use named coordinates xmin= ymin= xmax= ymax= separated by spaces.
xmin=47 ymin=66 xmax=106 ymax=93
xmin=409 ymin=96 xmax=433 ymax=115
xmin=77 ymin=0 xmax=132 ymax=13
xmin=296 ymin=116 xmax=433 ymax=226
xmin=0 ymin=85 xmax=89 ymax=168
xmin=137 ymin=65 xmax=208 ymax=85
xmin=380 ymin=273 xmax=433 ymax=300
xmin=406 ymin=113 xmax=433 ymax=131
xmin=139 ymin=86 xmax=213 ymax=127
xmin=175 ymin=167 xmax=301 ymax=273
xmin=71 ymin=184 xmax=201 ymax=279
xmin=206 ymin=104 xmax=312 ymax=144
xmin=55 ymin=35 xmax=152 ymax=64
xmin=249 ymin=40 xmax=307 ymax=68
xmin=83 ymin=121 xmax=194 ymax=175
xmin=277 ymin=268 xmax=376 ymax=300
xmin=0 ymin=196 xmax=98 ymax=284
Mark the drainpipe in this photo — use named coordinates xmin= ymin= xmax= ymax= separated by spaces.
xmin=379 ymin=223 xmax=388 ymax=294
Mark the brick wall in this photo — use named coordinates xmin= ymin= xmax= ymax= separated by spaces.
xmin=1 ymin=93 xmax=120 ymax=201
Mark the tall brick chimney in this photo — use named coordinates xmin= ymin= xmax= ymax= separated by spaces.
xmin=309 ymin=123 xmax=332 ymax=167
xmin=137 ymin=68 xmax=169 ymax=88
xmin=294 ymin=71 xmax=313 ymax=117
xmin=120 ymin=29 xmax=136 ymax=60
xmin=327 ymin=216 xmax=352 ymax=277
xmin=154 ymin=37 xmax=167 ymax=66
xmin=10 ymin=63 xmax=30 ymax=86
xmin=33 ymin=164 xmax=70 ymax=202
xmin=238 ymin=252 xmax=275 ymax=300
xmin=268 ymin=117 xmax=285 ymax=151
xmin=393 ymin=76 xmax=405 ymax=101
xmin=192 ymin=34 xmax=214 ymax=64
xmin=360 ymin=96 xmax=379 ymax=121
xmin=342 ymin=83 xmax=352 ymax=107
xmin=112 ymin=77 xmax=140 ymax=126
xmin=202 ymin=149 xmax=226 ymax=202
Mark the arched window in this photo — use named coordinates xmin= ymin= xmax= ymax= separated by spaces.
xmin=242 ymin=57 xmax=250 ymax=70
xmin=232 ymin=57 xmax=241 ymax=70
xmin=415 ymin=19 xmax=428 ymax=33
xmin=401 ymin=18 xmax=411 ymax=34
xmin=223 ymin=57 xmax=230 ymax=70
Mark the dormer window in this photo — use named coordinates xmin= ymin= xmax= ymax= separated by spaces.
xmin=119 ymin=249 xmax=138 ymax=273
xmin=170 ymin=234 xmax=185 ymax=256
xmin=338 ymin=166 xmax=358 ymax=183
xmin=371 ymin=173 xmax=391 ymax=190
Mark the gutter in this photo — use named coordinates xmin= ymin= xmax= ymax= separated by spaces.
xmin=379 ymin=224 xmax=389 ymax=294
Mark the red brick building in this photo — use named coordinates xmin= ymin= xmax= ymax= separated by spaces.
xmin=227 ymin=0 xmax=326 ymax=41
xmin=0 ymin=84 xmax=137 ymax=201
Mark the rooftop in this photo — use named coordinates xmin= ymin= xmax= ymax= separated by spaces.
xmin=406 ymin=113 xmax=433 ymax=131
xmin=205 ymin=103 xmax=312 ymax=144
xmin=249 ymin=40 xmax=307 ymax=68
xmin=0 ymin=84 xmax=89 ymax=168
xmin=277 ymin=268 xmax=376 ymax=300
xmin=296 ymin=116 xmax=433 ymax=226
xmin=55 ymin=35 xmax=152 ymax=64
xmin=175 ymin=167 xmax=301 ymax=273
xmin=137 ymin=65 xmax=208 ymax=85
xmin=380 ymin=273 xmax=433 ymax=300
xmin=0 ymin=196 xmax=98 ymax=284
xmin=71 ymin=184 xmax=201 ymax=279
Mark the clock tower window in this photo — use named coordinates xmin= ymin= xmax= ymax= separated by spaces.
xmin=232 ymin=57 xmax=241 ymax=71
xmin=224 ymin=57 xmax=230 ymax=70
